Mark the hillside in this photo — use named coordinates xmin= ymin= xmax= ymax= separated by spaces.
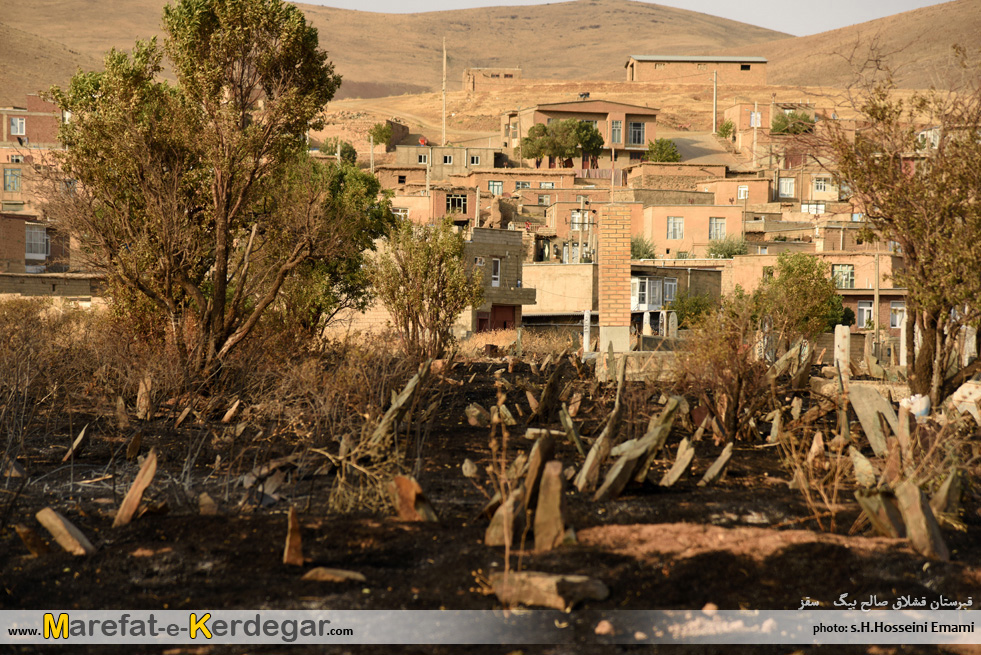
xmin=1 ymin=0 xmax=788 ymax=99
xmin=723 ymin=0 xmax=981 ymax=89
xmin=0 ymin=22 xmax=101 ymax=106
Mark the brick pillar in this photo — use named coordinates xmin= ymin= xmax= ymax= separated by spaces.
xmin=597 ymin=204 xmax=632 ymax=352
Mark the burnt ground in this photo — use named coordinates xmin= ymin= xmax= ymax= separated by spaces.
xmin=2 ymin=358 xmax=980 ymax=655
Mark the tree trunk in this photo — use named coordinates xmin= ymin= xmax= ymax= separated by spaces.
xmin=909 ymin=310 xmax=937 ymax=399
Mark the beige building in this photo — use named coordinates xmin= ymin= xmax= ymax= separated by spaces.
xmin=393 ymin=145 xmax=504 ymax=182
xmin=501 ymin=99 xmax=659 ymax=168
xmin=625 ymin=55 xmax=767 ymax=86
xmin=642 ymin=205 xmax=746 ymax=258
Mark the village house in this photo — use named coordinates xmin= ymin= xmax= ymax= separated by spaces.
xmin=501 ymin=99 xmax=659 ymax=168
xmin=625 ymin=55 xmax=767 ymax=85
xmin=641 ymin=204 xmax=746 ymax=258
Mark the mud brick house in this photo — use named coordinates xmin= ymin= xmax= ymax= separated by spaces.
xmin=625 ymin=55 xmax=767 ymax=86
xmin=501 ymin=99 xmax=659 ymax=168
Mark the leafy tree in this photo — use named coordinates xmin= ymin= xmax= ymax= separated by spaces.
xmin=368 ymin=122 xmax=393 ymax=148
xmin=574 ymin=120 xmax=605 ymax=166
xmin=755 ymin=252 xmax=842 ymax=346
xmin=643 ymin=138 xmax=682 ymax=162
xmin=520 ymin=123 xmax=549 ymax=166
xmin=823 ymin=54 xmax=981 ymax=402
xmin=667 ymin=290 xmax=714 ymax=327
xmin=322 ymin=136 xmax=357 ymax=164
xmin=630 ymin=235 xmax=657 ymax=260
xmin=717 ymin=119 xmax=735 ymax=139
xmin=45 ymin=0 xmax=342 ymax=379
xmin=771 ymin=110 xmax=815 ymax=135
xmin=706 ymin=236 xmax=748 ymax=258
xmin=371 ymin=218 xmax=484 ymax=359
xmin=276 ymin=162 xmax=394 ymax=333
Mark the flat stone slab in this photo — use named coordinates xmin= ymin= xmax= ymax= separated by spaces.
xmin=36 ymin=508 xmax=96 ymax=556
xmin=489 ymin=571 xmax=608 ymax=610
xmin=283 ymin=506 xmax=303 ymax=566
xmin=849 ymin=384 xmax=899 ymax=457
xmin=389 ymin=475 xmax=438 ymax=522
xmin=697 ymin=443 xmax=733 ymax=487
xmin=485 ymin=485 xmax=526 ymax=547
xmin=534 ymin=461 xmax=567 ymax=552
xmin=301 ymin=568 xmax=366 ymax=583
xmin=849 ymin=446 xmax=878 ymax=488
xmin=855 ymin=489 xmax=906 ymax=539
xmin=113 ymin=448 xmax=158 ymax=528
xmin=896 ymin=481 xmax=950 ymax=561
xmin=659 ymin=438 xmax=694 ymax=487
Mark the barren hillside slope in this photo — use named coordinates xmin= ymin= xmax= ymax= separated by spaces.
xmin=0 ymin=22 xmax=102 ymax=106
xmin=723 ymin=0 xmax=981 ymax=89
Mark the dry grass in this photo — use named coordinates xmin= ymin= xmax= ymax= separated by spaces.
xmin=456 ymin=328 xmax=579 ymax=360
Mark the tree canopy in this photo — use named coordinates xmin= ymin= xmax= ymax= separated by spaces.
xmin=706 ymin=236 xmax=748 ymax=258
xmin=643 ymin=138 xmax=682 ymax=162
xmin=520 ymin=119 xmax=604 ymax=167
xmin=45 ymin=0 xmax=363 ymax=379
xmin=754 ymin=252 xmax=842 ymax=345
xmin=771 ymin=110 xmax=815 ymax=135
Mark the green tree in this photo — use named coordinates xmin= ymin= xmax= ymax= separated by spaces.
xmin=771 ymin=110 xmax=815 ymax=135
xmin=520 ymin=123 xmax=549 ymax=166
xmin=45 ymin=0 xmax=342 ymax=379
xmin=322 ymin=136 xmax=357 ymax=164
xmin=368 ymin=122 xmax=393 ymax=149
xmin=630 ymin=236 xmax=657 ymax=260
xmin=574 ymin=120 xmax=605 ymax=166
xmin=823 ymin=55 xmax=981 ymax=402
xmin=643 ymin=138 xmax=682 ymax=162
xmin=371 ymin=218 xmax=484 ymax=359
xmin=667 ymin=290 xmax=714 ymax=327
xmin=276 ymin=161 xmax=394 ymax=333
xmin=755 ymin=252 xmax=842 ymax=346
xmin=717 ymin=119 xmax=735 ymax=139
xmin=706 ymin=236 xmax=748 ymax=258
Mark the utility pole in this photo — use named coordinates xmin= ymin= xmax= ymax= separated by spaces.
xmin=442 ymin=37 xmax=447 ymax=147
xmin=752 ymin=100 xmax=758 ymax=168
xmin=712 ymin=70 xmax=718 ymax=133
xmin=369 ymin=134 xmax=374 ymax=174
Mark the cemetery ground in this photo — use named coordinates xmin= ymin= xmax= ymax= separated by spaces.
xmin=2 ymin=328 xmax=980 ymax=655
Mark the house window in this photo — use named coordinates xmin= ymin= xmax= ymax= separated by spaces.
xmin=418 ymin=154 xmax=428 ymax=164
xmin=610 ymin=120 xmax=622 ymax=144
xmin=491 ymin=258 xmax=501 ymax=287
xmin=664 ymin=278 xmax=677 ymax=303
xmin=443 ymin=155 xmax=453 ymax=165
xmin=397 ymin=175 xmax=406 ymax=184
xmin=631 ymin=277 xmax=664 ymax=309
xmin=750 ymin=111 xmax=762 ymax=127
xmin=737 ymin=185 xmax=749 ymax=200
xmin=666 ymin=216 xmax=683 ymax=240
xmin=25 ymin=224 xmax=48 ymax=259
xmin=851 ymin=212 xmax=864 ymax=222
xmin=676 ymin=251 xmax=690 ymax=259
xmin=778 ymin=178 xmax=795 ymax=198
xmin=3 ymin=168 xmax=21 ymax=192
xmin=813 ymin=177 xmax=828 ymax=193
xmin=832 ymin=264 xmax=855 ymax=289
xmin=470 ymin=155 xmax=481 ymax=166
xmin=9 ymin=117 xmax=25 ymax=136
xmin=515 ymin=181 xmax=530 ymax=189
xmin=758 ymin=246 xmax=768 ymax=255
xmin=741 ymin=64 xmax=751 ymax=71
xmin=570 ymin=210 xmax=587 ymax=231
xmin=540 ymin=182 xmax=554 ymax=189
xmin=709 ymin=217 xmax=726 ymax=241
xmin=9 ymin=155 xmax=24 ymax=164
xmin=654 ymin=62 xmax=665 ymax=69
xmin=504 ymin=74 xmax=513 ymax=79
xmin=537 ymin=194 xmax=550 ymax=206
xmin=890 ymin=301 xmax=906 ymax=329
xmin=446 ymin=194 xmax=468 ymax=214
xmin=697 ymin=63 xmax=707 ymax=70
xmin=582 ymin=120 xmax=598 ymax=129
xmin=802 ymin=202 xmax=826 ymax=214
xmin=392 ymin=207 xmax=409 ymax=219
xmin=628 ymin=122 xmax=645 ymax=146
xmin=857 ymin=300 xmax=873 ymax=328
xmin=488 ymin=180 xmax=503 ymax=195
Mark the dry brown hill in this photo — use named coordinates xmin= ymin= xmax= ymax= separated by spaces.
xmin=723 ymin=0 xmax=981 ymax=89
xmin=0 ymin=22 xmax=102 ymax=106
xmin=1 ymin=0 xmax=788 ymax=99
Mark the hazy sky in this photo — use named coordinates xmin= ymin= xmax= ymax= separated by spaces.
xmin=298 ymin=0 xmax=953 ymax=36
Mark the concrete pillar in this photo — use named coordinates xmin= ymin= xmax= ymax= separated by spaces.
xmin=597 ymin=204 xmax=632 ymax=353
xmin=834 ymin=324 xmax=851 ymax=381
xmin=642 ymin=311 xmax=652 ymax=336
